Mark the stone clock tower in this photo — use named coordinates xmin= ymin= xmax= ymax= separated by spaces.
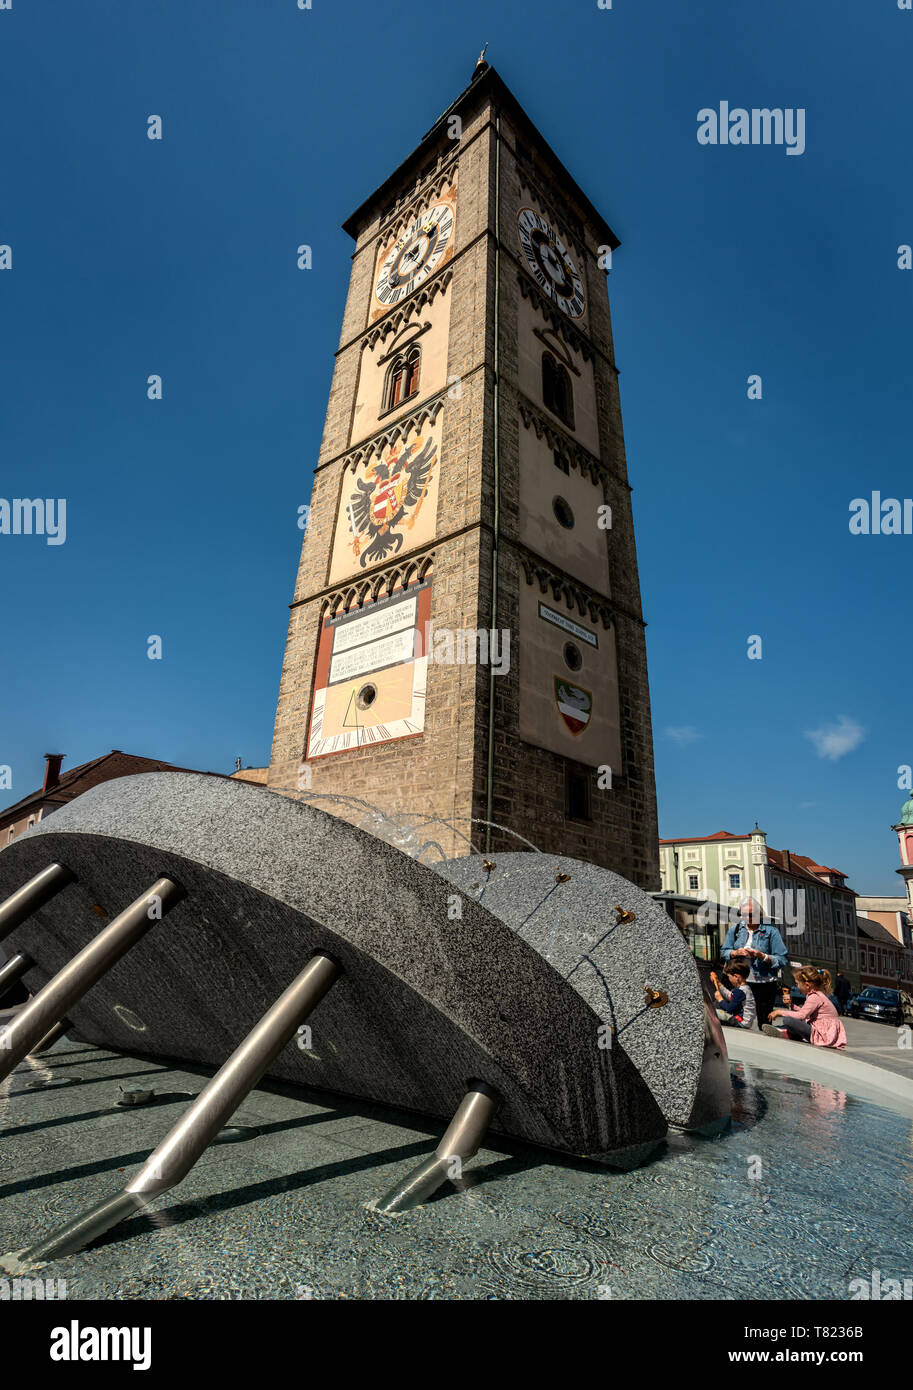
xmin=267 ymin=63 xmax=659 ymax=888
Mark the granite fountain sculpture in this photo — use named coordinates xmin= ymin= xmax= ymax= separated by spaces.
xmin=0 ymin=772 xmax=729 ymax=1265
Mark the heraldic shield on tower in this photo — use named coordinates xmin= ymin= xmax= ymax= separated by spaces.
xmin=346 ymin=436 xmax=438 ymax=569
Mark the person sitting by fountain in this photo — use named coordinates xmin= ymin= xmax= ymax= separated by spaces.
xmin=720 ymin=898 xmax=789 ymax=1026
xmin=762 ymin=966 xmax=847 ymax=1049
xmin=709 ymin=959 xmax=757 ymax=1029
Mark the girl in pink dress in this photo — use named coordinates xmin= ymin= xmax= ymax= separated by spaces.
xmin=762 ymin=965 xmax=847 ymax=1049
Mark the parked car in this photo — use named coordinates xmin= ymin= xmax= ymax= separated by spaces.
xmin=849 ymin=987 xmax=905 ymax=1025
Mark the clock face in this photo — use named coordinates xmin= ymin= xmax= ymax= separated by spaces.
xmin=375 ymin=202 xmax=455 ymax=308
xmin=517 ymin=207 xmax=586 ymax=318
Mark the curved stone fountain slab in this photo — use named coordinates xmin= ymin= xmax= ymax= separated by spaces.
xmin=432 ymin=853 xmax=731 ymax=1131
xmin=0 ymin=773 xmax=673 ymax=1166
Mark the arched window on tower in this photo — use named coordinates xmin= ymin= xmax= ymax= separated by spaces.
xmin=384 ymin=345 xmax=421 ymax=411
xmin=542 ymin=351 xmax=574 ymax=429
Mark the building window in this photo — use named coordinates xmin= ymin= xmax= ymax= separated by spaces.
xmin=542 ymin=351 xmax=575 ymax=429
xmin=563 ymin=641 xmax=583 ymax=672
xmin=688 ymin=873 xmax=699 ymax=891
xmin=552 ymin=495 xmax=575 ymax=529
xmin=729 ymin=873 xmax=741 ymax=891
xmin=566 ymin=766 xmax=591 ymax=822
xmin=6 ymin=828 xmax=14 ymax=844
xmin=384 ymin=346 xmax=421 ymax=411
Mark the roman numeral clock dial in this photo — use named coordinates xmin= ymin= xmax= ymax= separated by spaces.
xmin=375 ymin=202 xmax=454 ymax=308
xmin=517 ymin=207 xmax=586 ymax=318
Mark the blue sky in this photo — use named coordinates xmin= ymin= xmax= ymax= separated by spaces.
xmin=1 ymin=0 xmax=910 ymax=894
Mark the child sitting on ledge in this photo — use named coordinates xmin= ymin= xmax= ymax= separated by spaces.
xmin=762 ymin=965 xmax=847 ymax=1049
xmin=710 ymin=958 xmax=757 ymax=1029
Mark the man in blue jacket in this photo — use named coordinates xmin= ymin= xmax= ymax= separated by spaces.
xmin=720 ymin=898 xmax=789 ymax=1026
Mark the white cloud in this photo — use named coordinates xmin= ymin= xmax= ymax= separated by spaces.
xmin=665 ymin=725 xmax=702 ymax=745
xmin=805 ymin=716 xmax=866 ymax=762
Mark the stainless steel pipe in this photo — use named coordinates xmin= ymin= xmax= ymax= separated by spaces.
xmin=0 ymin=864 xmax=75 ymax=944
xmin=376 ymin=1081 xmax=499 ymax=1214
xmin=128 ymin=951 xmax=340 ymax=1196
xmin=16 ymin=951 xmax=341 ymax=1266
xmin=0 ymin=875 xmax=184 ymax=1085
xmin=0 ymin=951 xmax=32 ymax=1004
xmin=28 ymin=1019 xmax=71 ymax=1055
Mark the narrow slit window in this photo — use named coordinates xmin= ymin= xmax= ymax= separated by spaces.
xmin=384 ymin=346 xmax=422 ymax=412
xmin=542 ymin=351 xmax=574 ymax=429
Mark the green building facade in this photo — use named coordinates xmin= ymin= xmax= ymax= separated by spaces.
xmin=658 ymin=828 xmax=861 ymax=989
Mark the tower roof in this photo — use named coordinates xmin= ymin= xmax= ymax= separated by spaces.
xmin=342 ymin=64 xmax=620 ymax=250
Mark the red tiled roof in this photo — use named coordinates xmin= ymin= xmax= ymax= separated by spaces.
xmin=767 ymin=849 xmax=857 ymax=896
xmin=790 ymin=854 xmax=853 ymax=889
xmin=0 ymin=750 xmax=220 ymax=828
xmin=659 ymin=831 xmax=748 ymax=845
xmin=766 ymin=849 xmax=822 ymax=884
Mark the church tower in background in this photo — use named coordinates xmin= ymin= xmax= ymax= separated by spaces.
xmin=893 ymin=796 xmax=913 ymax=919
xmin=268 ymin=62 xmax=659 ymax=887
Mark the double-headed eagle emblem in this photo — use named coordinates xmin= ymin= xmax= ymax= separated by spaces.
xmin=347 ymin=437 xmax=437 ymax=568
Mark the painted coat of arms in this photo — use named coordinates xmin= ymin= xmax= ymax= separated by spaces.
xmin=346 ymin=437 xmax=437 ymax=568
xmin=554 ymin=677 xmax=592 ymax=735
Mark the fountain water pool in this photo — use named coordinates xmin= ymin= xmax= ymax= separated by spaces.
xmin=1 ymin=1042 xmax=909 ymax=1301
xmin=0 ymin=776 xmax=907 ymax=1297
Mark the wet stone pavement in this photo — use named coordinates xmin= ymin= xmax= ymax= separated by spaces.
xmin=1 ymin=1039 xmax=911 ymax=1301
